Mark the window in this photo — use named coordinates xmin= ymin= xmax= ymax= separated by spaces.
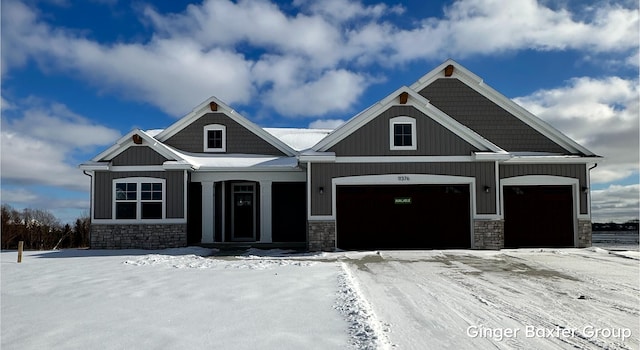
xmin=114 ymin=178 xmax=165 ymax=220
xmin=204 ymin=124 xmax=226 ymax=152
xmin=390 ymin=116 xmax=417 ymax=150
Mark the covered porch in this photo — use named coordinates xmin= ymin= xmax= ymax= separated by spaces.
xmin=189 ymin=170 xmax=307 ymax=245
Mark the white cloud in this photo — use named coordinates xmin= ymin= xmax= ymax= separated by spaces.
xmin=264 ymin=69 xmax=367 ymax=117
xmin=309 ymin=119 xmax=345 ymax=129
xmin=514 ymin=76 xmax=639 ymax=184
xmin=591 ymin=184 xmax=640 ymax=223
xmin=387 ymin=0 xmax=638 ymax=62
xmin=2 ymin=0 xmax=637 ymax=119
xmin=0 ymin=98 xmax=120 ymax=191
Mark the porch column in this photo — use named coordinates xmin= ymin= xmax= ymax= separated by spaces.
xmin=201 ymin=181 xmax=214 ymax=244
xmin=259 ymin=180 xmax=272 ymax=243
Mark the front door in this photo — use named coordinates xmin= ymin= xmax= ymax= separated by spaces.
xmin=232 ymin=183 xmax=256 ymax=241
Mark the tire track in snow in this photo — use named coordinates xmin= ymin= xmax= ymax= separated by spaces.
xmin=335 ymin=262 xmax=392 ymax=350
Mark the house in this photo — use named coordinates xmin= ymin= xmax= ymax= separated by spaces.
xmin=80 ymin=60 xmax=600 ymax=250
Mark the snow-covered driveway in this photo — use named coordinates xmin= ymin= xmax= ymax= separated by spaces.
xmin=2 ymin=247 xmax=638 ymax=349
xmin=345 ymin=249 xmax=639 ymax=349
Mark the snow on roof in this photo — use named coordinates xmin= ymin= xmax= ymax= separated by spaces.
xmin=145 ymin=129 xmax=164 ymax=137
xmin=167 ymin=147 xmax=298 ymax=169
xmin=146 ymin=127 xmax=331 ymax=152
xmin=264 ymin=128 xmax=333 ymax=151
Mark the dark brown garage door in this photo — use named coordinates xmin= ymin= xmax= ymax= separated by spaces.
xmin=504 ymin=185 xmax=574 ymax=248
xmin=336 ymin=184 xmax=470 ymax=250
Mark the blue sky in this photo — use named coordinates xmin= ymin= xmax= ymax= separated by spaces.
xmin=1 ymin=0 xmax=638 ymax=224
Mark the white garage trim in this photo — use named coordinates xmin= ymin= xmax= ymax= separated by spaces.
xmin=328 ymin=174 xmax=478 ymax=249
xmin=500 ymin=175 xmax=580 ymax=246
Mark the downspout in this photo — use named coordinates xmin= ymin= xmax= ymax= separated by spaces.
xmin=587 ymin=163 xmax=598 ymax=220
xmin=83 ymin=171 xmax=93 ymax=247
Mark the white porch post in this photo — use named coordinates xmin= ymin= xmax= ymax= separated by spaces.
xmin=259 ymin=180 xmax=272 ymax=243
xmin=201 ymin=181 xmax=215 ymax=244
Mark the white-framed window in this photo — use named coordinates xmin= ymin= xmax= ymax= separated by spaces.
xmin=204 ymin=124 xmax=226 ymax=152
xmin=113 ymin=178 xmax=166 ymax=220
xmin=390 ymin=116 xmax=417 ymax=150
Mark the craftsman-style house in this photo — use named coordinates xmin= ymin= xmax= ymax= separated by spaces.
xmin=80 ymin=60 xmax=600 ymax=250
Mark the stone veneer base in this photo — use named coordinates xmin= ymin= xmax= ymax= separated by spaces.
xmin=473 ymin=219 xmax=505 ymax=249
xmin=91 ymin=224 xmax=187 ymax=249
xmin=308 ymin=220 xmax=336 ymax=251
xmin=577 ymin=219 xmax=592 ymax=248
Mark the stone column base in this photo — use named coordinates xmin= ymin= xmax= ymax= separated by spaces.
xmin=577 ymin=220 xmax=592 ymax=248
xmin=308 ymin=220 xmax=336 ymax=251
xmin=91 ymin=224 xmax=187 ymax=249
xmin=473 ymin=219 xmax=504 ymax=249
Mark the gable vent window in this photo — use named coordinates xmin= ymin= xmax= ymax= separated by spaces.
xmin=114 ymin=178 xmax=165 ymax=220
xmin=204 ymin=124 xmax=226 ymax=152
xmin=390 ymin=116 xmax=417 ymax=150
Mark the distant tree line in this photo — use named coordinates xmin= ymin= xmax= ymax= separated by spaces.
xmin=592 ymin=220 xmax=639 ymax=232
xmin=1 ymin=204 xmax=90 ymax=250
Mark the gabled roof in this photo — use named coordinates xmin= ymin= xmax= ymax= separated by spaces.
xmin=312 ymin=86 xmax=507 ymax=154
xmin=90 ymin=129 xmax=185 ymax=163
xmin=154 ymin=96 xmax=297 ymax=157
xmin=410 ymin=59 xmax=597 ymax=156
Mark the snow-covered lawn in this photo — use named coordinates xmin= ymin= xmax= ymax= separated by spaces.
xmin=2 ymin=247 xmax=638 ymax=349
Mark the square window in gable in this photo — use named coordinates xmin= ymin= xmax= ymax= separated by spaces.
xmin=390 ymin=116 xmax=417 ymax=150
xmin=204 ymin=124 xmax=226 ymax=152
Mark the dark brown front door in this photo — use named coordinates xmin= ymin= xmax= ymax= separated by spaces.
xmin=336 ymin=184 xmax=471 ymax=250
xmin=504 ymin=185 xmax=574 ymax=248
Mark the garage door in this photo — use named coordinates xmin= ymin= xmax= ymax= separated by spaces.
xmin=503 ymin=186 xmax=574 ymax=248
xmin=336 ymin=184 xmax=470 ymax=250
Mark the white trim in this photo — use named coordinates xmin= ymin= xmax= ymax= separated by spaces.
xmin=109 ymin=165 xmax=166 ymax=172
xmin=308 ymin=215 xmax=334 ymax=221
xmin=312 ymin=86 xmax=505 ymax=153
xmin=259 ymin=180 xmax=273 ymax=243
xmin=112 ymin=177 xmax=166 ymax=221
xmin=298 ymin=152 xmax=336 ymax=162
xmin=495 ymin=161 xmax=501 ymax=216
xmin=410 ymin=59 xmax=596 ymax=156
xmin=154 ymin=96 xmax=297 ymax=157
xmin=92 ymin=129 xmax=185 ymax=163
xmin=389 ymin=116 xmax=417 ymax=151
xmin=203 ymin=124 xmax=226 ymax=153
xmin=92 ymin=218 xmax=187 ymax=225
xmin=221 ymin=181 xmax=226 ymax=243
xmin=330 ymin=174 xmax=477 ymax=249
xmin=201 ymin=182 xmax=214 ymax=244
xmin=192 ymin=171 xmax=305 ymax=183
xmin=504 ymin=156 xmax=601 ymax=164
xmin=231 ymin=182 xmax=257 ymax=241
xmin=499 ymin=175 xmax=582 ymax=246
xmin=335 ymin=156 xmax=474 ymax=163
xmin=306 ymin=162 xmax=312 ymax=221
xmin=325 ymin=174 xmax=479 ymax=220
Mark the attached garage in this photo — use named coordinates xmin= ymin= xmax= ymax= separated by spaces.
xmin=336 ymin=184 xmax=471 ymax=250
xmin=503 ymin=185 xmax=575 ymax=248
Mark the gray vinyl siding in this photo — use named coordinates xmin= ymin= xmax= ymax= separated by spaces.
xmin=94 ymin=171 xmax=185 ymax=219
xmin=419 ymin=79 xmax=571 ymax=154
xmin=164 ymin=112 xmax=286 ymax=155
xmin=329 ymin=106 xmax=479 ymax=156
xmin=111 ymin=146 xmax=168 ymax=166
xmin=499 ymin=164 xmax=588 ymax=214
xmin=311 ymin=162 xmax=496 ymax=216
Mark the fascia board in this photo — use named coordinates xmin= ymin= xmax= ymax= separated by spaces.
xmin=411 ymin=60 xmax=596 ymax=156
xmin=313 ymin=86 xmax=416 ymax=152
xmin=91 ymin=129 xmax=187 ymax=164
xmin=155 ymin=96 xmax=297 ymax=157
